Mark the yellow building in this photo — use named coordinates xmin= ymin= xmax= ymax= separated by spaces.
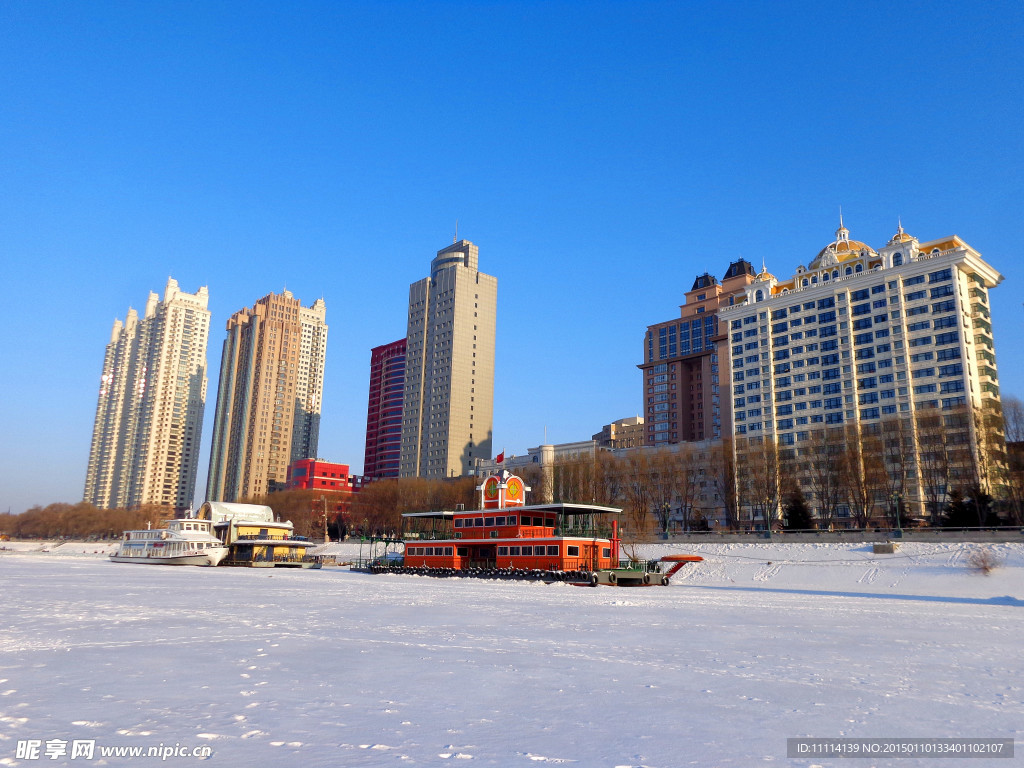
xmin=197 ymin=501 xmax=319 ymax=567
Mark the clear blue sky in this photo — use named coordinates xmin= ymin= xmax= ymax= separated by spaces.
xmin=2 ymin=1 xmax=1022 ymax=515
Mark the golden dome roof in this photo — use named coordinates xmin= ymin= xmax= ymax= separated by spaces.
xmin=811 ymin=217 xmax=875 ymax=267
xmin=814 ymin=238 xmax=874 ymax=261
xmin=888 ymin=220 xmax=915 ymax=245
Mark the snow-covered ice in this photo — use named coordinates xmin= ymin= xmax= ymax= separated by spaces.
xmin=1 ymin=541 xmax=1021 ymax=766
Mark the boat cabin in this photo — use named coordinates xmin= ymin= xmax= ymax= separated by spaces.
xmin=401 ymin=472 xmax=620 ymax=572
xmin=197 ymin=501 xmax=316 ymax=567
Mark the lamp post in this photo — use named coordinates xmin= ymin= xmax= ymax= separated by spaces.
xmin=359 ymin=517 xmax=368 ymax=566
xmin=891 ymin=492 xmax=904 ymax=538
xmin=320 ymin=495 xmax=329 ymax=543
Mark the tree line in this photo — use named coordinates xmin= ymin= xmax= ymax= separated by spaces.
xmin=5 ymin=398 xmax=1022 ymax=540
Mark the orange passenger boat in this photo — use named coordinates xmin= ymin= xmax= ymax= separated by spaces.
xmin=361 ymin=471 xmax=703 ymax=586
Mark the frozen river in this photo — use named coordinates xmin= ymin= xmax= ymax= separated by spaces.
xmin=1 ymin=542 xmax=1021 ymax=766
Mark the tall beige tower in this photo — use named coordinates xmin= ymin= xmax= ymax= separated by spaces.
xmin=206 ymin=290 xmax=327 ymax=502
xmin=400 ymin=239 xmax=497 ymax=478
xmin=84 ymin=278 xmax=211 ymax=512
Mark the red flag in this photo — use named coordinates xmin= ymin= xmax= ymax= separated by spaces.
xmin=496 ymin=451 xmax=504 ymax=464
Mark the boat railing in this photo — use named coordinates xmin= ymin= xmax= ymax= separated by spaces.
xmin=555 ymin=525 xmax=614 ymax=539
xmin=402 ymin=531 xmax=451 ymax=541
xmin=616 ymin=559 xmax=662 ymax=573
xmin=225 ymin=553 xmax=311 ymax=564
xmin=235 ymin=534 xmax=309 ymax=542
xmin=506 ymin=528 xmax=553 ymax=538
xmin=270 ymin=554 xmax=310 ymax=563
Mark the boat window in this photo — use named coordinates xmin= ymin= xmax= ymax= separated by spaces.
xmin=454 ymin=519 xmax=463 ymax=528
xmin=510 ymin=546 xmax=521 ymax=556
xmin=506 ymin=516 xmax=517 ymax=526
xmin=474 ymin=518 xmax=484 ymax=527
xmin=497 ymin=546 xmax=508 ymax=555
xmin=602 ymin=547 xmax=611 ymax=558
xmin=567 ymin=546 xmax=580 ymax=556
xmin=521 ymin=546 xmax=533 ymax=556
xmin=484 ymin=517 xmax=494 ymax=526
xmin=444 ymin=547 xmax=453 ymax=556
xmin=495 ymin=516 xmax=505 ymax=526
xmin=547 ymin=546 xmax=558 ymax=556
xmin=457 ymin=547 xmax=468 ymax=556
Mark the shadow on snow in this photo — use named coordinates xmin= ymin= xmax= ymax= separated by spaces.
xmin=679 ymin=584 xmax=1024 ymax=607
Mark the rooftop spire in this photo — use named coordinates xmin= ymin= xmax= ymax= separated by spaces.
xmin=836 ymin=207 xmax=849 ymax=242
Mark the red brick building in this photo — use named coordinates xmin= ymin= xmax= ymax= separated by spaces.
xmin=286 ymin=458 xmax=364 ymax=519
xmin=363 ymin=338 xmax=406 ymax=479
xmin=640 ymin=260 xmax=757 ymax=445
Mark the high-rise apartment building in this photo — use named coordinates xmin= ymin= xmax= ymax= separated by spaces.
xmin=84 ymin=278 xmax=210 ymax=511
xmin=640 ymin=261 xmax=757 ymax=445
xmin=722 ymin=220 xmax=1003 ymax=520
xmin=400 ymin=239 xmax=497 ymax=478
xmin=363 ymin=338 xmax=406 ymax=479
xmin=206 ymin=290 xmax=327 ymax=501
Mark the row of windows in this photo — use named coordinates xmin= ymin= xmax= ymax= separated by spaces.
xmin=499 ymin=545 xmax=561 ymax=556
xmin=455 ymin=515 xmax=520 ymax=528
xmin=408 ymin=546 xmax=457 ymax=556
xmin=454 ymin=515 xmax=556 ymax=528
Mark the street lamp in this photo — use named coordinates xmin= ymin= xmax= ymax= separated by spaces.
xmin=890 ymin=492 xmax=904 ymax=538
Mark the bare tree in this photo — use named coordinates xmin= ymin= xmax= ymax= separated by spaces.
xmin=618 ymin=449 xmax=655 ymax=541
xmin=880 ymin=414 xmax=912 ymax=522
xmin=647 ymin=449 xmax=675 ymax=535
xmin=674 ymin=444 xmax=704 ymax=532
xmin=592 ymin=449 xmax=620 ymax=508
xmin=736 ymin=436 xmax=781 ymax=532
xmin=708 ymin=438 xmax=740 ymax=530
xmin=840 ymin=425 xmax=887 ymax=529
xmin=3 ymin=503 xmax=163 ymax=540
xmin=551 ymin=453 xmax=599 ymax=504
xmin=916 ymin=407 xmax=951 ymax=524
xmin=999 ymin=396 xmax=1024 ymax=525
xmin=804 ymin=427 xmax=846 ymax=529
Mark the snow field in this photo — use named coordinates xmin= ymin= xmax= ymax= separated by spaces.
xmin=0 ymin=543 xmax=1021 ymax=767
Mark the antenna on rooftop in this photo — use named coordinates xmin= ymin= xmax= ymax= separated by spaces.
xmin=454 ymin=219 xmax=459 ymax=244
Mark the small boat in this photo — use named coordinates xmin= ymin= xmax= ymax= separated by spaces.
xmin=110 ymin=517 xmax=229 ymax=566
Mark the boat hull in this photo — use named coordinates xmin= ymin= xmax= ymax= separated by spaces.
xmin=109 ymin=553 xmax=224 ymax=566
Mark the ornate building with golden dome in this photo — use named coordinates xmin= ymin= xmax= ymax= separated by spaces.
xmin=721 ymin=218 xmax=1003 ymax=526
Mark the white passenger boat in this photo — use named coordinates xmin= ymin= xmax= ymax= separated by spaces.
xmin=110 ymin=517 xmax=230 ymax=566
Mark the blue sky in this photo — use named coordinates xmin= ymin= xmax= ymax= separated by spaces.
xmin=2 ymin=1 xmax=1022 ymax=515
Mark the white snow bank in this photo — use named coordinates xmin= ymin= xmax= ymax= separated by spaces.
xmin=0 ymin=546 xmax=1020 ymax=766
